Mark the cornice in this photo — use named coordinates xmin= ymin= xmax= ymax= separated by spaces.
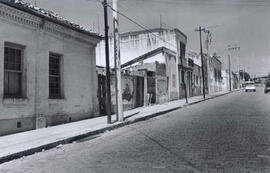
xmin=0 ymin=4 xmax=100 ymax=46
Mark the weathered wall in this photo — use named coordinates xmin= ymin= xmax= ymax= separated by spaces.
xmin=192 ymin=64 xmax=202 ymax=96
xmin=209 ymin=56 xmax=222 ymax=93
xmin=96 ymin=29 xmax=178 ymax=67
xmin=165 ymin=53 xmax=178 ymax=100
xmin=110 ymin=74 xmax=135 ymax=112
xmin=156 ymin=76 xmax=169 ymax=104
xmin=222 ymin=70 xmax=230 ymax=91
xmin=0 ymin=4 xmax=99 ymax=135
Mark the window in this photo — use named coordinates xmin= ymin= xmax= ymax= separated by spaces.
xmin=121 ymin=36 xmax=129 ymax=42
xmin=49 ymin=53 xmax=62 ymax=99
xmin=181 ymin=70 xmax=185 ymax=84
xmin=188 ymin=59 xmax=194 ymax=67
xmin=172 ymin=74 xmax=176 ymax=87
xmin=180 ymin=42 xmax=186 ymax=60
xmin=214 ymin=68 xmax=218 ymax=81
xmin=147 ymin=35 xmax=151 ymax=47
xmin=4 ymin=45 xmax=23 ymax=98
xmin=151 ymin=36 xmax=157 ymax=45
xmin=130 ymin=35 xmax=139 ymax=46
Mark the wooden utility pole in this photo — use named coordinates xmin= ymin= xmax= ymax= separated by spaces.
xmin=205 ymin=29 xmax=211 ymax=95
xmin=103 ymin=0 xmax=111 ymax=124
xmin=195 ymin=26 xmax=206 ymax=99
xmin=113 ymin=0 xmax=123 ymax=121
xmin=228 ymin=55 xmax=232 ymax=92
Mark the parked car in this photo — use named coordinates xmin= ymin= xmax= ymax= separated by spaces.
xmin=265 ymin=81 xmax=270 ymax=93
xmin=245 ymin=81 xmax=256 ymax=92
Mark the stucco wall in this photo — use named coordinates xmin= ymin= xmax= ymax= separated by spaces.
xmin=0 ymin=4 xmax=99 ymax=135
xmin=209 ymin=56 xmax=222 ymax=93
xmin=165 ymin=53 xmax=178 ymax=100
xmin=96 ymin=29 xmax=178 ymax=67
xmin=110 ymin=74 xmax=135 ymax=112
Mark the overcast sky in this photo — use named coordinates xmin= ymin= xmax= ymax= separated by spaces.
xmin=25 ymin=0 xmax=270 ymax=76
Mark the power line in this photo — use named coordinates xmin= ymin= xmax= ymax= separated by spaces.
xmin=90 ymin=0 xmax=181 ymax=49
xmin=90 ymin=0 xmax=178 ymax=49
xmin=106 ymin=3 xmax=178 ymax=49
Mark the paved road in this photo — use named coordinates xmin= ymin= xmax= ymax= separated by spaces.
xmin=1 ymin=87 xmax=270 ymax=173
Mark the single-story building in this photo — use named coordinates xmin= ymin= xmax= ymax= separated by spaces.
xmin=121 ymin=47 xmax=180 ymax=104
xmin=0 ymin=1 xmax=101 ymax=135
xmin=96 ymin=66 xmax=145 ymax=115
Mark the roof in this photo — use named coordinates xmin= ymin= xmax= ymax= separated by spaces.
xmin=120 ymin=28 xmax=187 ymax=39
xmin=121 ymin=47 xmax=176 ymax=68
xmin=0 ymin=0 xmax=102 ymax=39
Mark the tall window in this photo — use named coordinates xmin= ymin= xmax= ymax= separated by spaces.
xmin=180 ymin=42 xmax=186 ymax=60
xmin=181 ymin=70 xmax=185 ymax=84
xmin=49 ymin=53 xmax=61 ymax=99
xmin=4 ymin=46 xmax=23 ymax=98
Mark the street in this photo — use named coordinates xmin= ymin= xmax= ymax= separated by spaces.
xmin=1 ymin=87 xmax=270 ymax=173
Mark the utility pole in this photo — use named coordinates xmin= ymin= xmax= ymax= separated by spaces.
xmin=204 ymin=29 xmax=211 ymax=95
xmin=103 ymin=0 xmax=111 ymax=124
xmin=113 ymin=0 xmax=123 ymax=121
xmin=195 ymin=26 xmax=206 ymax=99
xmin=228 ymin=55 xmax=231 ymax=92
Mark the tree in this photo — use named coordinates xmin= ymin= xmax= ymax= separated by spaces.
xmin=239 ymin=70 xmax=250 ymax=81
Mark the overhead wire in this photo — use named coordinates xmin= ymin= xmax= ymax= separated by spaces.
xmin=107 ymin=3 xmax=178 ymax=49
xmin=93 ymin=0 xmax=178 ymax=49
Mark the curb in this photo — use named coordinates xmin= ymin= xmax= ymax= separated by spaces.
xmin=0 ymin=91 xmax=234 ymax=164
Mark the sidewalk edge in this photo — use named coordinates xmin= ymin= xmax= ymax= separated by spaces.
xmin=0 ymin=91 xmax=234 ymax=164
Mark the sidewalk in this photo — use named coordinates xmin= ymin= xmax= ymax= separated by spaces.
xmin=0 ymin=90 xmax=234 ymax=164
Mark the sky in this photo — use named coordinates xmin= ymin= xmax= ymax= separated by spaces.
xmin=24 ymin=0 xmax=270 ymax=77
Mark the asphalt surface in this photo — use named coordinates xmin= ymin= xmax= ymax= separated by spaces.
xmin=1 ymin=87 xmax=270 ymax=173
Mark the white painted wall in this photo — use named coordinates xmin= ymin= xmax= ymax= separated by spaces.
xmin=0 ymin=4 xmax=100 ymax=135
xmin=96 ymin=29 xmax=178 ymax=67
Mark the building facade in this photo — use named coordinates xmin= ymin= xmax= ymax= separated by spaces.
xmin=121 ymin=47 xmax=179 ymax=104
xmin=96 ymin=28 xmax=188 ymax=101
xmin=187 ymin=51 xmax=202 ymax=97
xmin=97 ymin=66 xmax=145 ymax=115
xmin=0 ymin=1 xmax=101 ymax=135
xmin=208 ymin=54 xmax=223 ymax=93
xmin=222 ymin=69 xmax=230 ymax=91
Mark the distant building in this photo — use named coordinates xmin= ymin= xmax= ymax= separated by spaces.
xmin=208 ymin=54 xmax=222 ymax=93
xmin=231 ymin=72 xmax=239 ymax=90
xmin=187 ymin=51 xmax=202 ymax=97
xmin=190 ymin=52 xmax=223 ymax=94
xmin=222 ymin=69 xmax=230 ymax=91
xmin=121 ymin=46 xmax=179 ymax=104
xmin=0 ymin=1 xmax=101 ymax=135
